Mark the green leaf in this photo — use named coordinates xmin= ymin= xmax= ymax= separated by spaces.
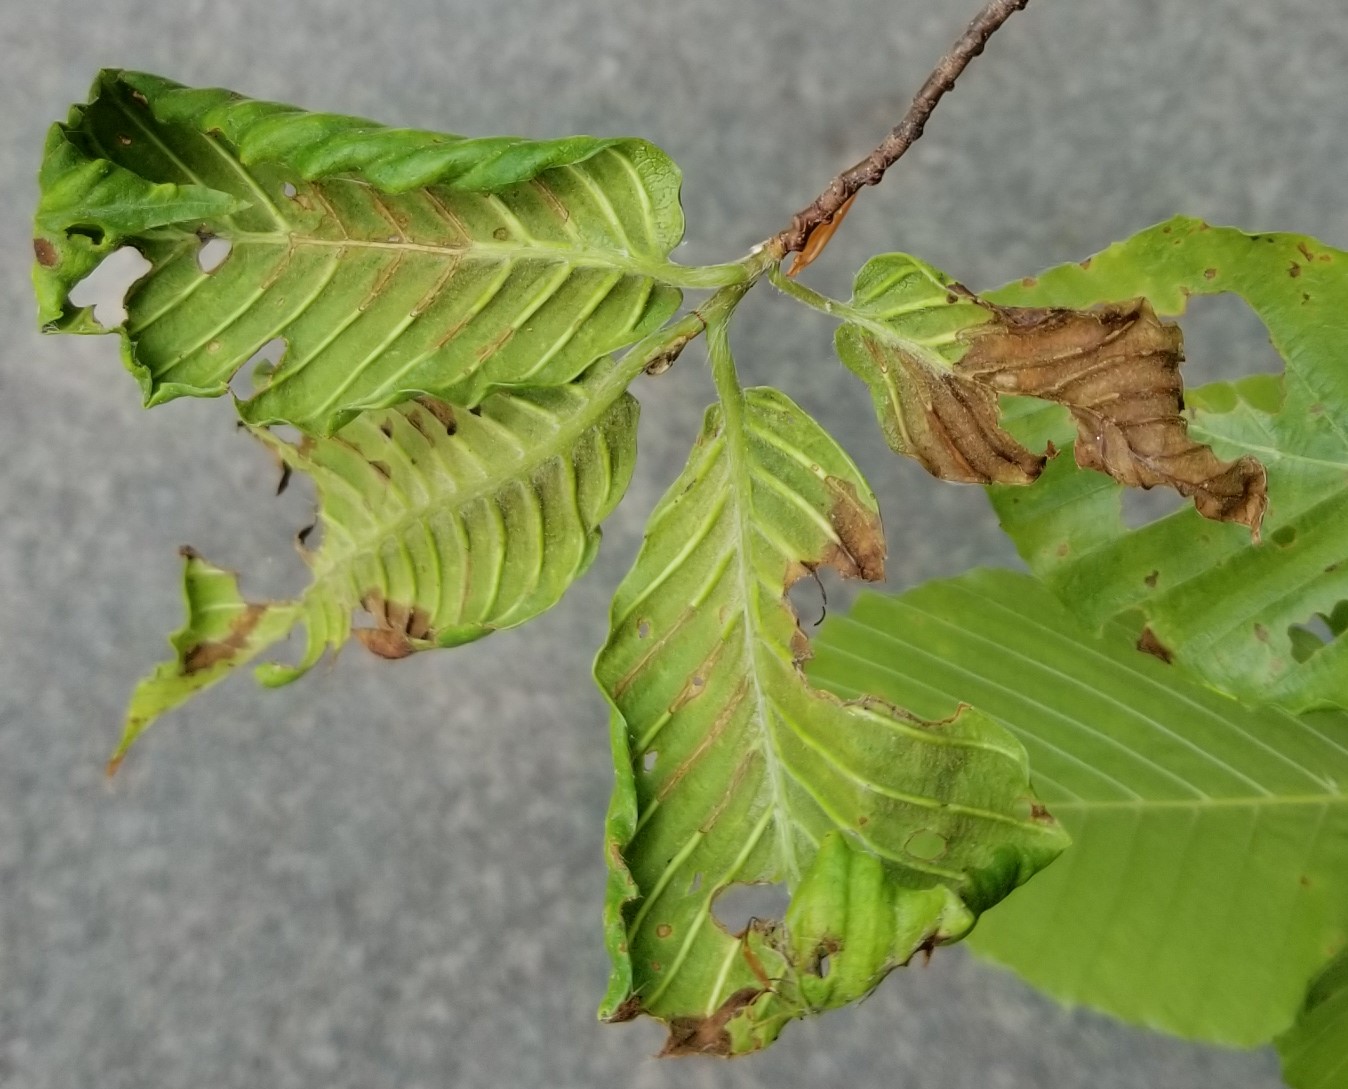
xmin=1278 ymin=949 xmax=1348 ymax=1089
xmin=116 ymin=356 xmax=638 ymax=761
xmin=36 ymin=69 xmax=688 ymax=433
xmin=596 ymin=361 xmax=1066 ymax=1052
xmin=809 ymin=567 xmax=1348 ymax=1045
xmin=115 ymin=549 xmax=300 ymax=771
xmin=984 ymin=217 xmax=1348 ymax=711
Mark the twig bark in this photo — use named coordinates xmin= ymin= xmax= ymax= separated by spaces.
xmin=772 ymin=0 xmax=1031 ymax=259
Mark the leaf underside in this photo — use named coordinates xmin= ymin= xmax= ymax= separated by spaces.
xmin=1277 ymin=949 xmax=1348 ymax=1089
xmin=985 ymin=218 xmax=1348 ymax=712
xmin=809 ymin=568 xmax=1348 ymax=1046
xmin=833 ymin=252 xmax=1266 ymax=530
xmin=35 ymin=70 xmax=685 ymax=433
xmin=116 ymin=359 xmax=638 ymax=761
xmin=596 ymin=386 xmax=1066 ymax=1055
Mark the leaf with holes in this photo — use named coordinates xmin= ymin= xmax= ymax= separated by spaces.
xmin=831 ymin=252 xmax=1265 ymax=530
xmin=113 ymin=356 xmax=638 ymax=764
xmin=984 ymin=218 xmax=1348 ymax=712
xmin=809 ymin=568 xmax=1348 ymax=1045
xmin=1277 ymin=948 xmax=1348 ymax=1089
xmin=595 ymin=365 xmax=1066 ymax=1054
xmin=35 ymin=70 xmax=689 ymax=434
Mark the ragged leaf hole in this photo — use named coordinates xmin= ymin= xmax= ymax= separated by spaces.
xmin=67 ymin=245 xmax=151 ymax=328
xmin=282 ymin=181 xmax=298 ymax=198
xmin=643 ymin=750 xmax=658 ymax=772
xmin=1288 ymin=604 xmax=1347 ymax=663
xmin=230 ymin=338 xmax=288 ymax=398
xmin=711 ymin=882 xmax=790 ymax=935
xmin=1119 ymin=485 xmax=1188 ymax=530
xmin=197 ymin=235 xmax=233 ymax=273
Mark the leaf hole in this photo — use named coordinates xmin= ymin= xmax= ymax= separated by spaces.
xmin=688 ymin=872 xmax=702 ymax=893
xmin=816 ymin=954 xmax=831 ymax=979
xmin=1119 ymin=486 xmax=1188 ymax=530
xmin=903 ymin=828 xmax=948 ymax=862
xmin=230 ymin=338 xmax=288 ymax=398
xmin=282 ymin=181 xmax=298 ymax=198
xmin=197 ymin=235 xmax=233 ymax=274
xmin=67 ymin=245 xmax=152 ymax=328
xmin=1287 ymin=603 xmax=1348 ymax=663
xmin=1173 ymin=292 xmax=1283 ymax=387
xmin=642 ymin=750 xmax=657 ymax=772
xmin=636 ymin=618 xmax=652 ymax=639
xmin=711 ymin=882 xmax=790 ymax=935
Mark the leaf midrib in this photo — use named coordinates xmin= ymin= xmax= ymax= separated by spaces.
xmin=293 ymin=363 xmax=631 ymax=618
xmin=223 ymin=229 xmax=678 ymax=281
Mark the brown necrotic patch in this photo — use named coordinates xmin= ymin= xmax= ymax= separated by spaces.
xmin=183 ymin=604 xmax=268 ymax=673
xmin=356 ymin=590 xmax=434 ymax=659
xmin=958 ymin=298 xmax=1267 ymax=535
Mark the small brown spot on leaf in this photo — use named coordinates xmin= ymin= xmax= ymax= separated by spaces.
xmin=660 ymin=988 xmax=763 ymax=1057
xmin=1203 ymin=267 xmax=1217 ymax=280
xmin=492 ymin=226 xmax=510 ymax=241
xmin=369 ymin=460 xmax=392 ymax=481
xmin=1079 ymin=256 xmax=1093 ymax=270
xmin=379 ymin=420 xmax=394 ymax=438
xmin=1144 ymin=570 xmax=1159 ymax=588
xmin=1056 ymin=541 xmax=1071 ymax=559
xmin=1029 ymin=802 xmax=1052 ymax=822
xmin=1298 ymin=241 xmax=1316 ymax=263
xmin=33 ymin=238 xmax=58 ymax=267
xmin=183 ymin=604 xmax=267 ymax=673
xmin=1300 ymin=875 xmax=1312 ymax=888
xmin=1021 ymin=276 xmax=1038 ymax=288
xmin=655 ymin=923 xmax=673 ymax=938
xmin=1136 ymin=626 xmax=1174 ymax=664
xmin=1289 ymin=262 xmax=1302 ymax=278
xmin=413 ymin=397 xmax=457 ymax=436
xmin=1254 ymin=623 xmax=1270 ymax=643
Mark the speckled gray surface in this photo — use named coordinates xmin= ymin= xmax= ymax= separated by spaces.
xmin=4 ymin=2 xmax=1344 ymax=1086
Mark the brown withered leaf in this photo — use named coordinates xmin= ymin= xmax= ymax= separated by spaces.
xmin=834 ymin=253 xmax=1267 ymax=535
xmin=961 ymin=299 xmax=1268 ymax=535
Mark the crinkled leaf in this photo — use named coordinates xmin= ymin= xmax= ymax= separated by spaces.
xmin=1277 ymin=949 xmax=1348 ymax=1089
xmin=115 ymin=358 xmax=638 ymax=762
xmin=596 ymin=384 xmax=1066 ymax=1055
xmin=833 ymin=252 xmax=1265 ymax=530
xmin=36 ymin=70 xmax=685 ymax=433
xmin=809 ymin=568 xmax=1348 ymax=1045
xmin=985 ymin=218 xmax=1348 ymax=711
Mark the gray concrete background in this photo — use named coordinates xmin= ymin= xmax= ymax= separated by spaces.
xmin=3 ymin=1 xmax=1344 ymax=1086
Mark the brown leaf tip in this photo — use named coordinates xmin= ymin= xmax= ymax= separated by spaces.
xmin=822 ymin=477 xmax=886 ymax=582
